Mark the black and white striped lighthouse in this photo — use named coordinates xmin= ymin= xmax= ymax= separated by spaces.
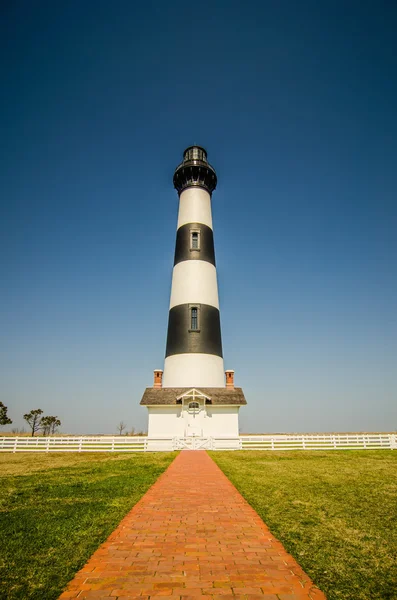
xmin=162 ymin=146 xmax=225 ymax=387
xmin=140 ymin=146 xmax=247 ymax=438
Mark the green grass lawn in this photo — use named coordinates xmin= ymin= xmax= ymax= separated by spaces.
xmin=0 ymin=452 xmax=176 ymax=600
xmin=210 ymin=450 xmax=397 ymax=600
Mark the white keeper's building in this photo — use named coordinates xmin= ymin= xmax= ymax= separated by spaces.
xmin=140 ymin=146 xmax=246 ymax=437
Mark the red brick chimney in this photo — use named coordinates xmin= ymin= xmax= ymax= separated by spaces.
xmin=225 ymin=370 xmax=235 ymax=389
xmin=153 ymin=370 xmax=163 ymax=388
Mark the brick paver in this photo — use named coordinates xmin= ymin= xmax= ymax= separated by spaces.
xmin=59 ymin=451 xmax=326 ymax=600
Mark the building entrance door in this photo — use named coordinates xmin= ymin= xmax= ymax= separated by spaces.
xmin=185 ymin=401 xmax=203 ymax=437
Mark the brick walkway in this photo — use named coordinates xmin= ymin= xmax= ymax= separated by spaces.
xmin=60 ymin=451 xmax=326 ymax=600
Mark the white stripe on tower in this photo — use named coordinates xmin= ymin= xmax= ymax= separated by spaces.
xmin=162 ymin=146 xmax=225 ymax=388
xmin=162 ymin=354 xmax=225 ymax=388
xmin=169 ymin=261 xmax=219 ymax=309
xmin=177 ymin=187 xmax=213 ymax=229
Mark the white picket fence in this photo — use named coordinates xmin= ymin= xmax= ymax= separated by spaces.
xmin=0 ymin=433 xmax=396 ymax=452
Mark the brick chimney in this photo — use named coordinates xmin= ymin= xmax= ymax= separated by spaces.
xmin=225 ymin=370 xmax=235 ymax=389
xmin=153 ymin=370 xmax=163 ymax=388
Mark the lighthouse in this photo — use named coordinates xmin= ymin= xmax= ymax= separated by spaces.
xmin=163 ymin=145 xmax=224 ymax=388
xmin=141 ymin=146 xmax=246 ymax=438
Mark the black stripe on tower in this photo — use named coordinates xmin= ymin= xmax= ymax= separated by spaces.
xmin=165 ymin=304 xmax=223 ymax=358
xmin=174 ymin=223 xmax=215 ymax=267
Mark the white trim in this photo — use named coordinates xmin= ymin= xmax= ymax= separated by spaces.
xmin=144 ymin=405 xmax=184 ymax=408
xmin=176 ymin=388 xmax=211 ymax=401
xmin=144 ymin=403 xmax=244 ymax=407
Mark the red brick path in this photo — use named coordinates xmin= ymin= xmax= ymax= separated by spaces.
xmin=60 ymin=451 xmax=326 ymax=600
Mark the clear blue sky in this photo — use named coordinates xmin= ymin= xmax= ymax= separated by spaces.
xmin=1 ymin=1 xmax=396 ymax=434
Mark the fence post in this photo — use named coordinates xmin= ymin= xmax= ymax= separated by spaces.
xmin=390 ymin=434 xmax=397 ymax=450
xmin=271 ymin=437 xmax=274 ymax=451
xmin=111 ymin=438 xmax=115 ymax=452
xmin=46 ymin=437 xmax=50 ymax=453
xmin=13 ymin=437 xmax=18 ymax=454
xmin=78 ymin=437 xmax=83 ymax=453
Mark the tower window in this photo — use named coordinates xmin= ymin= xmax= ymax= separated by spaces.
xmin=191 ymin=307 xmax=198 ymax=330
xmin=190 ymin=229 xmax=200 ymax=251
xmin=188 ymin=304 xmax=200 ymax=332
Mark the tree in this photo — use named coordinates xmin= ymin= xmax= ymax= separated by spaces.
xmin=23 ymin=409 xmax=43 ymax=437
xmin=116 ymin=421 xmax=127 ymax=435
xmin=0 ymin=402 xmax=12 ymax=426
xmin=40 ymin=416 xmax=61 ymax=436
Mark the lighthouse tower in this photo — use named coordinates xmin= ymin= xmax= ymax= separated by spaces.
xmin=141 ymin=146 xmax=246 ymax=438
xmin=163 ymin=146 xmax=224 ymax=387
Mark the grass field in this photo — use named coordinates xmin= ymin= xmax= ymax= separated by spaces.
xmin=0 ymin=452 xmax=176 ymax=600
xmin=210 ymin=450 xmax=397 ymax=600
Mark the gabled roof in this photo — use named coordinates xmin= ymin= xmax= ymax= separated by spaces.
xmin=176 ymin=388 xmax=211 ymax=401
xmin=140 ymin=387 xmax=247 ymax=406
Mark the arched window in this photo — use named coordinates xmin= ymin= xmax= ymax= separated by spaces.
xmin=191 ymin=231 xmax=199 ymax=249
xmin=190 ymin=228 xmax=200 ymax=251
xmin=188 ymin=401 xmax=200 ymax=415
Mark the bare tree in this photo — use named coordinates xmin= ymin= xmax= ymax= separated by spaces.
xmin=116 ymin=421 xmax=127 ymax=435
xmin=23 ymin=409 xmax=43 ymax=437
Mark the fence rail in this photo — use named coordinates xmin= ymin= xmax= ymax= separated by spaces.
xmin=1 ymin=433 xmax=396 ymax=452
